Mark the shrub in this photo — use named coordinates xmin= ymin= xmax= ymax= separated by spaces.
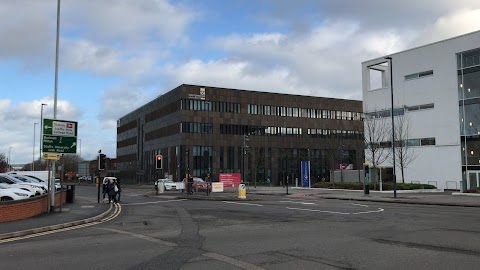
xmin=464 ymin=188 xmax=480 ymax=193
xmin=312 ymin=181 xmax=436 ymax=190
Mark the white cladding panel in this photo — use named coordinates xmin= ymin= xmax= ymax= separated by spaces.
xmin=362 ymin=30 xmax=480 ymax=190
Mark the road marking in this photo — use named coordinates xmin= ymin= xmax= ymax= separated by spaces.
xmin=0 ymin=204 xmax=122 ymax=244
xmin=222 ymin=201 xmax=263 ymax=207
xmin=81 ymin=205 xmax=95 ymax=208
xmin=122 ymin=199 xmax=187 ymax=206
xmin=279 ymin=200 xmax=316 ymax=205
xmin=352 ymin=203 xmax=369 ymax=207
xmin=203 ymin=252 xmax=266 ymax=270
xmin=287 ymin=207 xmax=350 ymax=215
xmin=352 ymin=208 xmax=384 ymax=215
xmin=98 ymin=227 xmax=178 ymax=247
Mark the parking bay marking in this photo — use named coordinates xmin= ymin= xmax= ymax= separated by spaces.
xmin=222 ymin=201 xmax=263 ymax=207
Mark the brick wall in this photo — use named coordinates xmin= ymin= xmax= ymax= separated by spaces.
xmin=0 ymin=192 xmax=67 ymax=223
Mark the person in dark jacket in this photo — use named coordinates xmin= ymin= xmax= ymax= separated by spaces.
xmin=106 ymin=178 xmax=117 ymax=204
xmin=115 ymin=179 xmax=122 ymax=202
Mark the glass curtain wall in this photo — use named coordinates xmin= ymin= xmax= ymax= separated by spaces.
xmin=458 ymin=48 xmax=480 ymax=189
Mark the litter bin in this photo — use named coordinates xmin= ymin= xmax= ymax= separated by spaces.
xmin=66 ymin=185 xmax=75 ymax=203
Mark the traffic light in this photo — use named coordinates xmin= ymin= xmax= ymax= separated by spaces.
xmin=156 ymin=155 xmax=163 ymax=170
xmin=98 ymin=154 xmax=106 ymax=170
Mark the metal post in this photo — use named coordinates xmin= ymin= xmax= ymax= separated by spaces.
xmin=40 ymin=103 xmax=47 ymax=161
xmin=33 ymin=123 xmax=37 ymax=171
xmin=51 ymin=0 xmax=61 ymax=213
xmin=385 ymin=57 xmax=397 ymax=198
xmin=8 ymin=147 xmax=11 ymax=172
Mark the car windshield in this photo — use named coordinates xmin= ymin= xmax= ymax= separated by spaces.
xmin=164 ymin=180 xmax=173 ymax=183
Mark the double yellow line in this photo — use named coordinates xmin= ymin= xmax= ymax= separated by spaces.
xmin=0 ymin=204 xmax=122 ymax=244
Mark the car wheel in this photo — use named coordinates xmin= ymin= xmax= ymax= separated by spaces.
xmin=1 ymin=196 xmax=13 ymax=201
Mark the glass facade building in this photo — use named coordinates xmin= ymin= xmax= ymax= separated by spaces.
xmin=117 ymin=84 xmax=364 ymax=185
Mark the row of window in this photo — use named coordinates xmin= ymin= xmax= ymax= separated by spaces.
xmin=405 ymin=70 xmax=433 ymax=80
xmin=220 ymin=124 xmax=303 ymax=137
xmin=307 ymin=129 xmax=364 ymax=140
xmin=181 ymin=122 xmax=212 ymax=134
xmin=457 ymin=49 xmax=480 ymax=69
xmin=374 ymin=137 xmax=436 ymax=148
xmin=247 ymin=104 xmax=362 ymax=121
xmin=179 ymin=98 xmax=363 ymax=121
xmin=181 ymin=99 xmax=241 ymax=113
xmin=365 ymin=103 xmax=434 ymax=119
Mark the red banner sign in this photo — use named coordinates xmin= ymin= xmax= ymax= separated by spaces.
xmin=219 ymin=173 xmax=241 ymax=188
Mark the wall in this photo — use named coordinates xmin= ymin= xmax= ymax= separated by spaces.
xmin=0 ymin=191 xmax=67 ymax=223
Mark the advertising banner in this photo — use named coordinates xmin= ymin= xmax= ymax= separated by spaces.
xmin=219 ymin=173 xmax=241 ymax=188
xmin=301 ymin=160 xmax=311 ymax=188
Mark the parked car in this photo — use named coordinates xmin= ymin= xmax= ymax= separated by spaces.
xmin=0 ymin=174 xmax=39 ymax=196
xmin=8 ymin=174 xmax=47 ymax=195
xmin=0 ymin=186 xmax=34 ymax=201
xmin=157 ymin=179 xmax=177 ymax=191
xmin=23 ymin=174 xmax=61 ymax=191
xmin=183 ymin=177 xmax=211 ymax=192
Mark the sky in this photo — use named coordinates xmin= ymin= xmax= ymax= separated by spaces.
xmin=1 ymin=0 xmax=480 ymax=165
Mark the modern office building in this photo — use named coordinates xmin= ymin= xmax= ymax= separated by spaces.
xmin=117 ymin=84 xmax=364 ymax=185
xmin=362 ymin=30 xmax=480 ymax=191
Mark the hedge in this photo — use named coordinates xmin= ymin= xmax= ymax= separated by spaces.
xmin=312 ymin=182 xmax=436 ymax=190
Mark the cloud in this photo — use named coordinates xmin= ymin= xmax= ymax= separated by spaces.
xmin=414 ymin=8 xmax=480 ymax=46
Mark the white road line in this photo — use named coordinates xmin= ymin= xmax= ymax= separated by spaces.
xmin=203 ymin=252 xmax=266 ymax=270
xmin=352 ymin=203 xmax=369 ymax=207
xmin=279 ymin=200 xmax=316 ymax=205
xmin=352 ymin=208 xmax=384 ymax=215
xmin=122 ymin=199 xmax=187 ymax=206
xmin=222 ymin=201 xmax=263 ymax=207
xmin=286 ymin=207 xmax=350 ymax=215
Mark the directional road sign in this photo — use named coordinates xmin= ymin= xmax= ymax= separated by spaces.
xmin=42 ymin=118 xmax=78 ymax=154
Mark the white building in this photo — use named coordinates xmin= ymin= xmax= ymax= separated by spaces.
xmin=362 ymin=30 xmax=480 ymax=191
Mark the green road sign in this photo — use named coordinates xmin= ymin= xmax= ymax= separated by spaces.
xmin=43 ymin=119 xmax=77 ymax=137
xmin=43 ymin=135 xmax=77 ymax=154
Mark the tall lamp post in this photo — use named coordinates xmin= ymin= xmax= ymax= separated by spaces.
xmin=40 ymin=103 xmax=47 ymax=161
xmin=385 ymin=56 xmax=397 ymax=198
xmin=8 ymin=147 xmax=12 ymax=172
xmin=32 ymin=123 xmax=38 ymax=171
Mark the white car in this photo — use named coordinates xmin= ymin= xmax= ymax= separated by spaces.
xmin=0 ymin=186 xmax=34 ymax=201
xmin=157 ymin=179 xmax=177 ymax=190
xmin=0 ymin=175 xmax=38 ymax=196
xmin=23 ymin=174 xmax=61 ymax=191
xmin=0 ymin=174 xmax=46 ymax=196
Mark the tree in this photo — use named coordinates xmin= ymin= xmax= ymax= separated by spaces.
xmin=364 ymin=111 xmax=391 ymax=184
xmin=0 ymin=153 xmax=7 ymax=173
xmin=393 ymin=114 xmax=417 ymax=183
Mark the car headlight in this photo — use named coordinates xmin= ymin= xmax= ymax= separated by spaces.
xmin=14 ymin=192 xmax=29 ymax=197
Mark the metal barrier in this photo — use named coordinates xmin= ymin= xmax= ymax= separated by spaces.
xmin=446 ymin=181 xmax=458 ymax=190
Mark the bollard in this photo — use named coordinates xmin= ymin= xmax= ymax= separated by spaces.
xmin=238 ymin=183 xmax=246 ymax=199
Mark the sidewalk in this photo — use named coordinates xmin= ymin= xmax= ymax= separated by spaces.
xmin=0 ymin=185 xmax=112 ymax=240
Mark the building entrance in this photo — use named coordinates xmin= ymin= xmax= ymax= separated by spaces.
xmin=467 ymin=171 xmax=480 ymax=189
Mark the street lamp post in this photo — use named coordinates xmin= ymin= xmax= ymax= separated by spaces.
xmin=40 ymin=103 xmax=47 ymax=161
xmin=385 ymin=56 xmax=397 ymax=198
xmin=33 ymin=123 xmax=38 ymax=171
xmin=8 ymin=147 xmax=12 ymax=172
xmin=79 ymin=138 xmax=82 ymax=158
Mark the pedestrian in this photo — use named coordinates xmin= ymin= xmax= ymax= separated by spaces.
xmin=106 ymin=178 xmax=118 ymax=204
xmin=115 ymin=178 xmax=122 ymax=202
xmin=102 ymin=177 xmax=108 ymax=199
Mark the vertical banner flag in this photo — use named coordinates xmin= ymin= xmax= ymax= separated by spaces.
xmin=301 ymin=160 xmax=311 ymax=188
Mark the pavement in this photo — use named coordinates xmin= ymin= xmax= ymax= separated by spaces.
xmin=1 ymin=184 xmax=479 ymax=240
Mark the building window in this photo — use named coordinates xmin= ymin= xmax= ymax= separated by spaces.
xmin=405 ymin=70 xmax=434 ymax=80
xmin=421 ymin=138 xmax=436 ymax=146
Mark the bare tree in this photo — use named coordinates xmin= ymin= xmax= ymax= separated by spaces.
xmin=364 ymin=112 xmax=391 ymax=184
xmin=393 ymin=114 xmax=417 ymax=183
xmin=0 ymin=153 xmax=7 ymax=173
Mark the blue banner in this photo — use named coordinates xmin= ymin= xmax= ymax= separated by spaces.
xmin=301 ymin=160 xmax=310 ymax=188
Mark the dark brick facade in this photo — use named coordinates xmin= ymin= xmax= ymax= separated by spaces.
xmin=117 ymin=84 xmax=364 ymax=186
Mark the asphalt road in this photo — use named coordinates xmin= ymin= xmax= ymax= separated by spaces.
xmin=1 ymin=187 xmax=480 ymax=270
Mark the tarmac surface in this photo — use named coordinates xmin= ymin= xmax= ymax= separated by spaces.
xmin=1 ymin=183 xmax=479 ymax=240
